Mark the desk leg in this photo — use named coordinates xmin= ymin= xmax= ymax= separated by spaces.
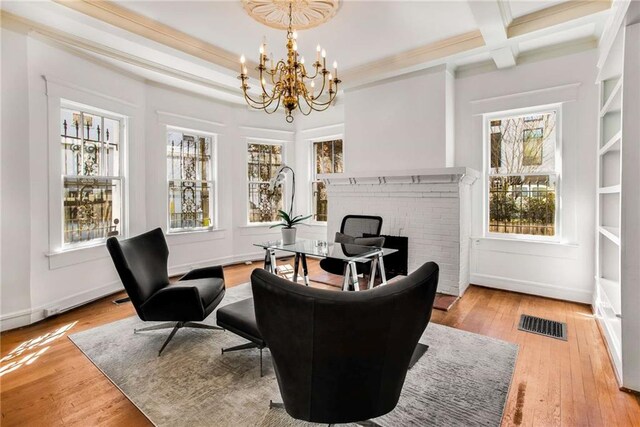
xmin=368 ymin=257 xmax=378 ymax=290
xmin=263 ymin=250 xmax=271 ymax=273
xmin=349 ymin=261 xmax=360 ymax=291
xmin=377 ymin=253 xmax=388 ymax=285
xmin=300 ymin=254 xmax=309 ymax=286
xmin=293 ymin=253 xmax=300 ymax=283
xmin=270 ymin=250 xmax=277 ymax=275
xmin=342 ymin=263 xmax=350 ymax=291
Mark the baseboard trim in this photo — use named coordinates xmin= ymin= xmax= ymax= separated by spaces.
xmin=470 ymin=273 xmax=592 ymax=304
xmin=1 ymin=280 xmax=124 ymax=332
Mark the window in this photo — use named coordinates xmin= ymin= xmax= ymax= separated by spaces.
xmin=60 ymin=107 xmax=124 ymax=247
xmin=167 ymin=129 xmax=215 ymax=232
xmin=486 ymin=109 xmax=559 ymax=238
xmin=311 ymin=139 xmax=343 ymax=222
xmin=247 ymin=142 xmax=284 ymax=223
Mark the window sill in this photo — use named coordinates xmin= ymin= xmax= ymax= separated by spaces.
xmin=46 ymin=243 xmax=110 ymax=270
xmin=239 ymin=223 xmax=281 ymax=228
xmin=471 ymin=236 xmax=579 ymax=259
xmin=166 ymin=228 xmax=227 ymax=246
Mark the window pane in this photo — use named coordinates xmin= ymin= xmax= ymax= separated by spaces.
xmin=523 ymin=128 xmax=544 ymax=166
xmin=167 ymin=130 xmax=214 ymax=231
xmin=333 ymin=140 xmax=343 ymax=173
xmin=489 ymin=112 xmax=556 ymax=174
xmin=313 ymin=181 xmax=328 ymax=222
xmin=488 ymin=175 xmax=556 ymax=236
xmin=248 ymin=183 xmax=282 ymax=223
xmin=312 ymin=139 xmax=343 ymax=222
xmin=169 ymin=180 xmax=213 ymax=229
xmin=63 ymin=177 xmax=121 ymax=244
xmin=103 ymin=118 xmax=120 ymax=176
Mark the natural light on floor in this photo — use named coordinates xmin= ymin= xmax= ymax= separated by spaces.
xmin=0 ymin=321 xmax=77 ymax=377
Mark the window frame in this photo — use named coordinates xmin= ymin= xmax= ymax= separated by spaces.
xmin=58 ymin=100 xmax=127 ymax=251
xmin=483 ymin=104 xmax=562 ymax=242
xmin=246 ymin=138 xmax=287 ymax=226
xmin=309 ymin=134 xmax=344 ymax=224
xmin=165 ymin=126 xmax=218 ymax=235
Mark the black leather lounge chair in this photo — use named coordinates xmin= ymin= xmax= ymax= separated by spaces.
xmin=106 ymin=228 xmax=225 ymax=356
xmin=251 ymin=261 xmax=439 ymax=425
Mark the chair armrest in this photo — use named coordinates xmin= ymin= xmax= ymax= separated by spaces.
xmin=179 ymin=265 xmax=225 ymax=282
xmin=141 ymin=284 xmax=204 ymax=321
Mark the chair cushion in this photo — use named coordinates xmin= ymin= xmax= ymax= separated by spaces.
xmin=176 ymin=277 xmax=225 ymax=308
xmin=217 ymin=298 xmax=263 ymax=344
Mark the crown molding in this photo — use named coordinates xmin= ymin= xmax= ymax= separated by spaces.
xmin=508 ymin=0 xmax=611 ymax=38
xmin=0 ymin=10 xmax=244 ymax=103
xmin=53 ymin=0 xmax=259 ymax=75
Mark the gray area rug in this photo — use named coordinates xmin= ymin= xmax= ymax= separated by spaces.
xmin=69 ymin=283 xmax=518 ymax=426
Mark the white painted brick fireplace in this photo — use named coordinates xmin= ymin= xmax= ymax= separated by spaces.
xmin=320 ymin=168 xmax=479 ymax=296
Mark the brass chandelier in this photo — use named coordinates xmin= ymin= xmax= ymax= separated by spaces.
xmin=238 ymin=1 xmax=341 ymax=123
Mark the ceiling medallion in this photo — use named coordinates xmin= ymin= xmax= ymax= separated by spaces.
xmin=239 ymin=0 xmax=341 ymax=123
xmin=241 ymin=0 xmax=339 ymax=30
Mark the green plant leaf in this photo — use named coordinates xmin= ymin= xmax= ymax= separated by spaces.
xmin=269 ymin=223 xmax=287 ymax=229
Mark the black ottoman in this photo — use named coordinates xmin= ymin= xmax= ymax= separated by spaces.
xmin=216 ymin=298 xmax=267 ymax=376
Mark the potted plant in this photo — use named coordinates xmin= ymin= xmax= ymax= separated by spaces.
xmin=270 ymin=210 xmax=312 ymax=244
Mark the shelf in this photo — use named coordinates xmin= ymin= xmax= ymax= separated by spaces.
xmin=599 ymin=131 xmax=622 ymax=155
xmin=598 ymin=185 xmax=621 ymax=194
xmin=599 ymin=226 xmax=621 ymax=245
xmin=598 ymin=277 xmax=622 ymax=318
xmin=600 ymin=78 xmax=623 ymax=117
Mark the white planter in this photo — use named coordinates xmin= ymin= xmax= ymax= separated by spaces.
xmin=281 ymin=227 xmax=297 ymax=245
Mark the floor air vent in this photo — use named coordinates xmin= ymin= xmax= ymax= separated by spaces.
xmin=518 ymin=314 xmax=567 ymax=341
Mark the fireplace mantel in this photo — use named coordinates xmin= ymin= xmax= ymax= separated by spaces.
xmin=318 ymin=167 xmax=480 ymax=186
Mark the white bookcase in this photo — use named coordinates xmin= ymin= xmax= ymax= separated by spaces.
xmin=595 ymin=7 xmax=640 ymax=392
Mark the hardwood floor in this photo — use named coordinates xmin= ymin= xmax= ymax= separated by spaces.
xmin=1 ymin=259 xmax=639 ymax=426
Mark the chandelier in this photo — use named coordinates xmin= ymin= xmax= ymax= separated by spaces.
xmin=238 ymin=1 xmax=341 ymax=123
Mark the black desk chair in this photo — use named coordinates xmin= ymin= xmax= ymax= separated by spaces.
xmin=106 ymin=228 xmax=225 ymax=356
xmin=252 ymin=262 xmax=439 ymax=425
xmin=320 ymin=215 xmax=384 ymax=286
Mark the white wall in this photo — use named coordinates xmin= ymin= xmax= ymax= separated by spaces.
xmin=344 ymin=65 xmax=455 ymax=172
xmin=1 ymin=24 xmax=32 ymax=330
xmin=456 ymin=49 xmax=598 ymax=303
xmin=0 ymin=25 xmax=294 ymax=331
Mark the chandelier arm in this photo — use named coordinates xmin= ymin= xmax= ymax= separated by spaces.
xmin=243 ymin=91 xmax=276 ymax=109
xmin=306 ymin=90 xmax=338 ymax=108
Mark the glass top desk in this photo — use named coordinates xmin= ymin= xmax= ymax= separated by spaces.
xmin=253 ymin=238 xmax=397 ymax=291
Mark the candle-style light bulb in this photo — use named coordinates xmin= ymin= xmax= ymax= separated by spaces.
xmin=293 ymin=41 xmax=298 ymax=51
xmin=311 ymin=80 xmax=315 ymax=88
xmin=240 ymin=54 xmax=246 ymax=64
xmin=328 ymin=72 xmax=333 ymax=81
xmin=293 ymin=30 xmax=298 ymax=40
xmin=333 ymin=61 xmax=337 ymax=70
xmin=316 ymin=44 xmax=321 ymax=62
xmin=300 ymin=56 xmax=305 ymax=64
xmin=262 ymin=77 xmax=266 ymax=86
xmin=259 ymin=45 xmax=264 ymax=55
xmin=321 ymin=49 xmax=326 ymax=58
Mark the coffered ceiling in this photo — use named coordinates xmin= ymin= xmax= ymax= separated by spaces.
xmin=0 ymin=1 xmax=615 ymax=104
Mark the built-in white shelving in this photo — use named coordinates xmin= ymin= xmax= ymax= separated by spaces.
xmin=599 ymin=131 xmax=622 ymax=155
xmin=595 ymin=7 xmax=640 ymax=392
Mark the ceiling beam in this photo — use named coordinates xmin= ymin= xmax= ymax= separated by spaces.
xmin=508 ymin=0 xmax=612 ymax=38
xmin=467 ymin=0 xmax=516 ymax=69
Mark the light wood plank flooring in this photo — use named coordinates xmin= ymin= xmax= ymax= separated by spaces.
xmin=1 ymin=259 xmax=639 ymax=426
